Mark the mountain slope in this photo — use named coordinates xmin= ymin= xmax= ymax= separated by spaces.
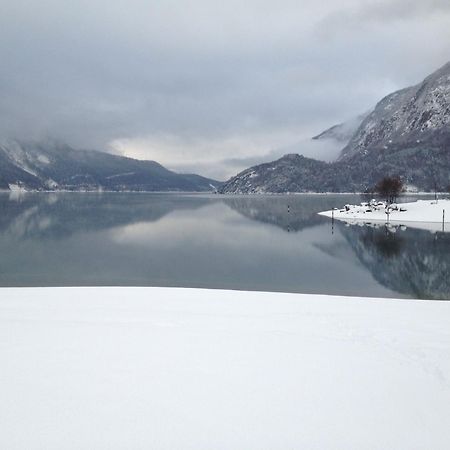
xmin=0 ymin=139 xmax=218 ymax=192
xmin=220 ymin=62 xmax=450 ymax=194
xmin=219 ymin=154 xmax=328 ymax=194
xmin=340 ymin=61 xmax=450 ymax=161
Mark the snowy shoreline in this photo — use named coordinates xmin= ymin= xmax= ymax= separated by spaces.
xmin=319 ymin=199 xmax=450 ymax=231
xmin=1 ymin=286 xmax=450 ymax=449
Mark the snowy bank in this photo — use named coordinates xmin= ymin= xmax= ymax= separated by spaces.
xmin=319 ymin=199 xmax=450 ymax=232
xmin=1 ymin=287 xmax=450 ymax=449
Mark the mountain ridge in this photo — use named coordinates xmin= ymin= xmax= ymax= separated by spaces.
xmin=0 ymin=139 xmax=219 ymax=192
xmin=220 ymin=61 xmax=450 ymax=194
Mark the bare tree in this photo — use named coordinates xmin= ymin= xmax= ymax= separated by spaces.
xmin=375 ymin=176 xmax=404 ymax=203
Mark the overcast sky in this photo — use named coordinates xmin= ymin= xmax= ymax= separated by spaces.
xmin=1 ymin=0 xmax=449 ymax=179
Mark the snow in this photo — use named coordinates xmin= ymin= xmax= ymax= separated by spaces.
xmin=319 ymin=199 xmax=450 ymax=231
xmin=1 ymin=287 xmax=450 ymax=450
xmin=105 ymin=171 xmax=136 ymax=179
xmin=45 ymin=179 xmax=58 ymax=189
xmin=8 ymin=183 xmax=27 ymax=192
xmin=37 ymin=154 xmax=50 ymax=164
xmin=1 ymin=141 xmax=39 ymax=177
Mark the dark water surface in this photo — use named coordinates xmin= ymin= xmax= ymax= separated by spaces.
xmin=0 ymin=192 xmax=449 ymax=299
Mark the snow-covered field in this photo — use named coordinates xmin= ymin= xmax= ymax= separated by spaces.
xmin=319 ymin=199 xmax=450 ymax=231
xmin=1 ymin=287 xmax=450 ymax=449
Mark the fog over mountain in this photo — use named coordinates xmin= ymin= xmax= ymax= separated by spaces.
xmin=1 ymin=0 xmax=450 ymax=179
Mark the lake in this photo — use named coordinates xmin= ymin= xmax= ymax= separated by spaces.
xmin=0 ymin=192 xmax=449 ymax=299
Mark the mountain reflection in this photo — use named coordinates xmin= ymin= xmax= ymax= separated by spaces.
xmin=0 ymin=192 xmax=361 ymax=238
xmin=362 ymin=226 xmax=405 ymax=259
xmin=0 ymin=193 xmax=214 ymax=239
xmin=222 ymin=195 xmax=360 ymax=232
xmin=339 ymin=224 xmax=450 ymax=300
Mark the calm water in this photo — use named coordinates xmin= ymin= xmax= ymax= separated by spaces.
xmin=0 ymin=192 xmax=449 ymax=299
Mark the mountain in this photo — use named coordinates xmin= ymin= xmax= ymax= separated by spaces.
xmin=0 ymin=139 xmax=218 ymax=192
xmin=340 ymin=62 xmax=450 ymax=161
xmin=220 ymin=62 xmax=450 ymax=194
xmin=219 ymin=154 xmax=326 ymax=194
xmin=219 ymin=154 xmax=354 ymax=193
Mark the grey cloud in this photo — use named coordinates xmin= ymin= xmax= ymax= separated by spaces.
xmin=318 ymin=0 xmax=450 ymax=35
xmin=0 ymin=0 xmax=449 ymax=178
xmin=353 ymin=0 xmax=450 ymax=22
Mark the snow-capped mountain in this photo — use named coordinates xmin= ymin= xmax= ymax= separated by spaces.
xmin=340 ymin=61 xmax=450 ymax=161
xmin=0 ymin=139 xmax=218 ymax=192
xmin=220 ymin=61 xmax=450 ymax=193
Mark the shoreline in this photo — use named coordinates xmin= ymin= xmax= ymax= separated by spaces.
xmin=0 ymin=189 xmax=445 ymax=196
xmin=319 ymin=199 xmax=450 ymax=227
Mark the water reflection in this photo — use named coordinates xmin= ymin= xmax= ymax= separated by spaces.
xmin=0 ymin=192 xmax=213 ymax=239
xmin=364 ymin=227 xmax=405 ymax=259
xmin=0 ymin=192 xmax=448 ymax=299
xmin=223 ymin=195 xmax=360 ymax=232
xmin=339 ymin=223 xmax=450 ymax=300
